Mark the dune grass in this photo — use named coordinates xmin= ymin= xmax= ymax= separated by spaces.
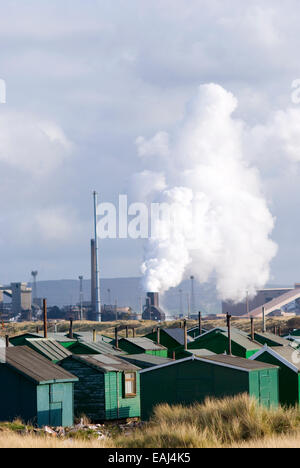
xmin=114 ymin=394 xmax=300 ymax=448
xmin=1 ymin=395 xmax=300 ymax=448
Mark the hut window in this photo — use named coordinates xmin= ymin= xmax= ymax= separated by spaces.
xmin=124 ymin=372 xmax=136 ymax=397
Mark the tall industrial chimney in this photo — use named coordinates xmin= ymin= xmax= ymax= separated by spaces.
xmin=93 ymin=191 xmax=101 ymax=322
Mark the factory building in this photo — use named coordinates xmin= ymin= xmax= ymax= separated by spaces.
xmin=222 ymin=286 xmax=299 ymax=317
xmin=142 ymin=293 xmax=166 ymax=322
xmin=0 ymin=282 xmax=32 ymax=319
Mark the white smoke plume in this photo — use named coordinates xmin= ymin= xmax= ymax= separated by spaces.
xmin=136 ymin=84 xmax=278 ymax=302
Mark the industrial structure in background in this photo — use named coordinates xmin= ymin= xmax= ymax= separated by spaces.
xmin=0 ymin=283 xmax=32 ymax=320
xmin=142 ymin=293 xmax=166 ymax=322
xmin=222 ymin=284 xmax=300 ymax=318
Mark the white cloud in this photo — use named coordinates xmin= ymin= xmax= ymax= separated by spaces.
xmin=0 ymin=110 xmax=73 ymax=176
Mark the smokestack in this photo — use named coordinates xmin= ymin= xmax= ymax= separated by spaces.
xmin=226 ymin=313 xmax=232 ymax=355
xmin=43 ymin=299 xmax=47 ymax=339
xmin=93 ymin=191 xmax=101 ymax=322
xmin=190 ymin=276 xmax=195 ymax=317
xmin=262 ymin=306 xmax=266 ymax=333
xmin=184 ymin=319 xmax=188 ymax=351
xmin=69 ymin=318 xmax=73 ymax=339
xmin=250 ymin=317 xmax=254 ymax=341
xmin=91 ymin=239 xmax=96 ymax=318
xmin=115 ymin=327 xmax=119 ymax=349
xmin=198 ymin=311 xmax=202 ymax=336
xmin=157 ymin=327 xmax=160 ymax=345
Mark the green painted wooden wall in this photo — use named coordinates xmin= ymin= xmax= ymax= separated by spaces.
xmin=252 ymin=351 xmax=299 ymax=406
xmin=187 ymin=332 xmax=259 ymax=358
xmin=60 ymin=358 xmax=140 ymax=421
xmin=140 ymin=359 xmax=278 ymax=420
xmin=0 ymin=364 xmax=75 ymax=427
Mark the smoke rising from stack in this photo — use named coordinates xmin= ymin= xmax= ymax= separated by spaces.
xmin=136 ymin=84 xmax=277 ymax=303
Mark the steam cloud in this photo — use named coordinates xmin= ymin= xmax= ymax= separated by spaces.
xmin=135 ymin=84 xmax=278 ymax=302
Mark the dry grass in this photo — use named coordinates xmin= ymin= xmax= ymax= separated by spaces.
xmin=1 ymin=395 xmax=300 ymax=447
xmin=0 ymin=432 xmax=114 ymax=448
xmin=113 ymin=394 xmax=300 ymax=448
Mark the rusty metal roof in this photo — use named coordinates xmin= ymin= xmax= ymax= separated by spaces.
xmin=3 ymin=346 xmax=78 ymax=384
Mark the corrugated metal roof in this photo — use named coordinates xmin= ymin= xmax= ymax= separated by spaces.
xmin=45 ymin=333 xmax=76 ymax=343
xmin=188 ymin=349 xmax=215 ymax=356
xmin=201 ymin=354 xmax=279 ymax=370
xmin=70 ymin=354 xmax=140 ymax=373
xmin=120 ymin=354 xmax=172 ymax=367
xmin=25 ymin=338 xmax=72 ymax=362
xmin=3 ymin=347 xmax=78 ymax=384
xmin=163 ymin=329 xmax=194 ymax=345
xmin=220 ymin=331 xmax=262 ymax=351
xmin=122 ymin=337 xmax=167 ymax=351
xmin=72 ymin=332 xmax=113 ymax=343
xmin=269 ymin=346 xmax=300 ymax=371
xmin=76 ymin=339 xmax=124 ymax=355
xmin=254 ymin=332 xmax=289 ymax=346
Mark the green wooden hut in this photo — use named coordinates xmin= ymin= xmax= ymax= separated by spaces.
xmin=9 ymin=333 xmax=42 ymax=347
xmin=145 ymin=328 xmax=194 ymax=356
xmin=0 ymin=347 xmax=78 ymax=427
xmin=253 ymin=332 xmax=289 ymax=348
xmin=140 ymin=354 xmax=279 ymax=420
xmin=250 ymin=345 xmax=300 ymax=406
xmin=187 ymin=326 xmax=207 ymax=339
xmin=60 ymin=354 xmax=141 ymax=421
xmin=187 ymin=328 xmax=262 ymax=358
xmin=117 ymin=337 xmax=168 ymax=357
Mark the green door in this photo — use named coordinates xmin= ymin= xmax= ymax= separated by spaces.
xmin=250 ymin=369 xmax=278 ymax=408
xmin=49 ymin=402 xmax=62 ymax=426
xmin=49 ymin=384 xmax=64 ymax=426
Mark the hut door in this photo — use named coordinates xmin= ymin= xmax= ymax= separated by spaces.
xmin=258 ymin=371 xmax=272 ymax=408
xmin=49 ymin=384 xmax=63 ymax=426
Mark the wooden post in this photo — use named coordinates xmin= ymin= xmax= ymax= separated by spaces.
xmin=68 ymin=318 xmax=73 ymax=339
xmin=115 ymin=327 xmax=119 ymax=349
xmin=172 ymin=351 xmax=176 ymax=360
xmin=198 ymin=311 xmax=202 ymax=336
xmin=43 ymin=299 xmax=48 ymax=339
xmin=226 ymin=313 xmax=232 ymax=355
xmin=250 ymin=317 xmax=254 ymax=341
xmin=184 ymin=320 xmax=188 ymax=351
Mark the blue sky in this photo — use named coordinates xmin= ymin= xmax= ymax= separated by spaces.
xmin=1 ymin=0 xmax=300 ymax=288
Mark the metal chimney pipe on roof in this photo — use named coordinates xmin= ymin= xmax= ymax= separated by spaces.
xmin=69 ymin=318 xmax=73 ymax=339
xmin=262 ymin=306 xmax=266 ymax=333
xmin=226 ymin=313 xmax=232 ymax=356
xmin=198 ymin=311 xmax=202 ymax=336
xmin=250 ymin=317 xmax=255 ymax=341
xmin=93 ymin=329 xmax=96 ymax=343
xmin=43 ymin=299 xmax=47 ymax=339
xmin=132 ymin=327 xmax=136 ymax=338
xmin=126 ymin=326 xmax=129 ymax=338
xmin=157 ymin=327 xmax=160 ymax=345
xmin=115 ymin=327 xmax=119 ymax=349
xmin=184 ymin=320 xmax=188 ymax=351
xmin=5 ymin=335 xmax=9 ymax=348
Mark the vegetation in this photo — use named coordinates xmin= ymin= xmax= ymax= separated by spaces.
xmin=1 ymin=395 xmax=300 ymax=447
xmin=0 ymin=315 xmax=294 ymax=340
